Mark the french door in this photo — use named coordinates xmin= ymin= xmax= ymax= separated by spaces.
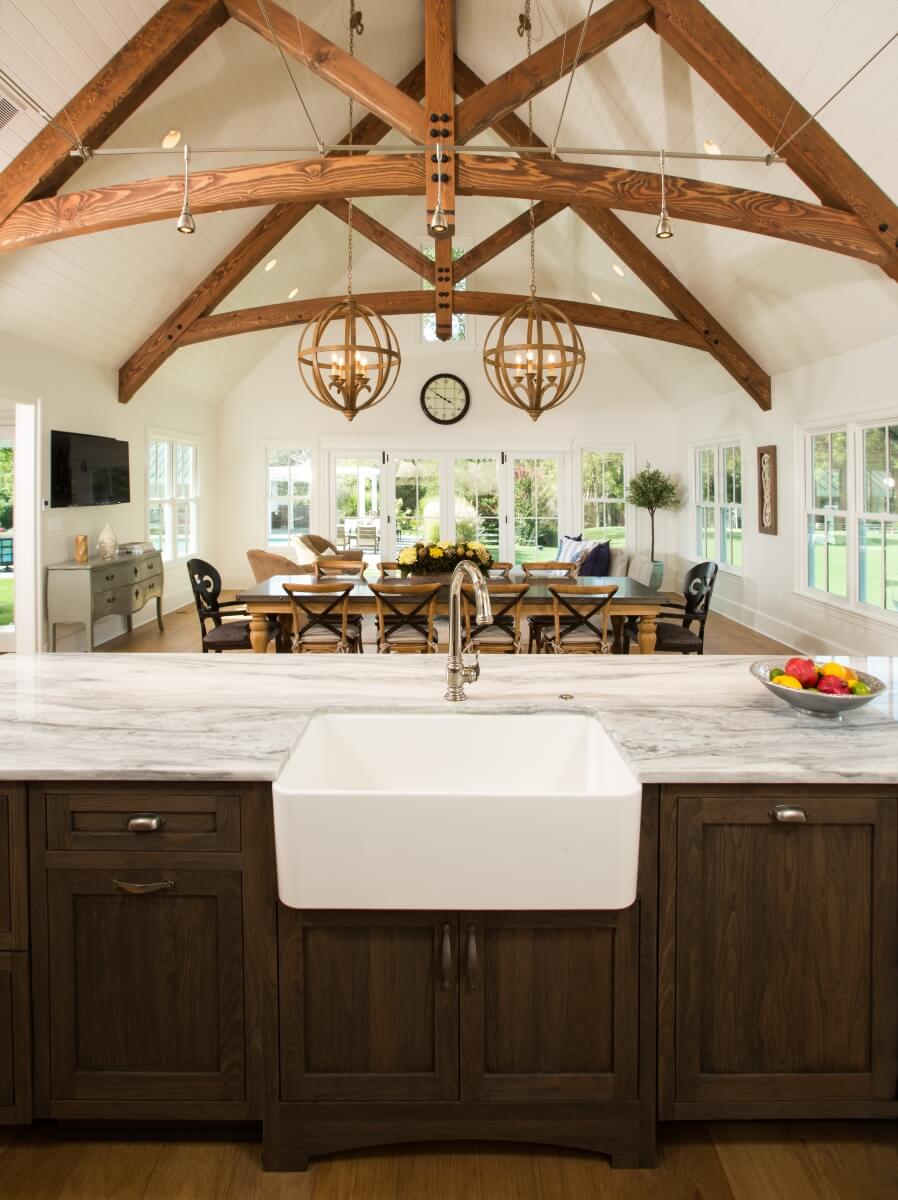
xmin=329 ymin=450 xmax=567 ymax=564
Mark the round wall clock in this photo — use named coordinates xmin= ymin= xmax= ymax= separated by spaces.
xmin=421 ymin=373 xmax=470 ymax=425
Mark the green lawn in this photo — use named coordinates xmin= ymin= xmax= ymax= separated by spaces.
xmin=0 ymin=577 xmax=13 ymax=627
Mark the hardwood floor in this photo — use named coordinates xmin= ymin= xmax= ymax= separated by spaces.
xmin=0 ymin=1121 xmax=893 ymax=1199
xmin=99 ymin=599 xmax=795 ymax=657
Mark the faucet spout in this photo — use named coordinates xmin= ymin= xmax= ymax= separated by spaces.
xmin=445 ymin=560 xmax=492 ymax=702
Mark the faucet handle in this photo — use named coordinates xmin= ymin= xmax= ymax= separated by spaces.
xmin=461 ymin=652 xmax=480 ymax=684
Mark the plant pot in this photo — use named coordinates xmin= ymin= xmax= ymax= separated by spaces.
xmin=648 ymin=560 xmax=664 ymax=590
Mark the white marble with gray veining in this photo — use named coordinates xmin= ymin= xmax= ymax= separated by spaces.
xmin=2 ymin=653 xmax=897 ymax=785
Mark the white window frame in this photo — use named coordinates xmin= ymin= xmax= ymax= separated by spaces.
xmin=803 ymin=425 xmax=850 ymax=605
xmin=575 ymin=444 xmax=634 ymax=549
xmin=797 ymin=413 xmax=898 ymax=627
xmin=691 ymin=439 xmax=744 ymax=575
xmin=264 ymin=445 xmax=313 ymax=550
xmin=146 ymin=429 xmax=200 ymax=565
xmin=855 ymin=419 xmax=898 ymax=617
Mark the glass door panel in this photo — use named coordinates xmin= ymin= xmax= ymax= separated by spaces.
xmin=0 ymin=430 xmax=13 ymax=646
xmin=452 ymin=456 xmax=500 ymax=559
xmin=509 ymin=456 xmax=560 ymax=564
xmin=333 ymin=455 xmax=382 ymax=563
xmin=393 ymin=456 xmax=440 ymax=550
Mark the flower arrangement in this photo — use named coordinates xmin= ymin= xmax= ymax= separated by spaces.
xmin=396 ymin=540 xmax=493 ymax=576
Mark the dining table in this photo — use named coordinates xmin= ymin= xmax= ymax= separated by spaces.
xmin=236 ymin=572 xmax=672 ymax=654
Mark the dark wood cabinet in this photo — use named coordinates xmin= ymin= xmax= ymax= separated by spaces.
xmin=660 ymin=786 xmax=898 ymax=1118
xmin=460 ymin=910 xmax=639 ymax=1103
xmin=0 ymin=785 xmax=28 ymax=951
xmin=0 ymin=952 xmax=31 ymax=1124
xmin=45 ymin=867 xmax=246 ymax=1104
xmin=279 ymin=910 xmax=459 ymax=1101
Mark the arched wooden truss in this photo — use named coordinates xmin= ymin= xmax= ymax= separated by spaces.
xmin=1 ymin=0 xmax=897 ymax=413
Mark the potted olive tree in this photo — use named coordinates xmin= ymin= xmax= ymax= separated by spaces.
xmin=626 ymin=464 xmax=683 ymax=589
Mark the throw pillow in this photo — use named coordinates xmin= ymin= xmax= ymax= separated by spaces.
xmin=557 ymin=534 xmax=583 ymax=563
xmin=580 ymin=541 xmax=611 ymax=576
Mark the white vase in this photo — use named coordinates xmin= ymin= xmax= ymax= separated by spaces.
xmin=97 ymin=523 xmax=118 ymax=560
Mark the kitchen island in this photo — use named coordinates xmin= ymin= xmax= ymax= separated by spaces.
xmin=1 ymin=654 xmax=896 ymax=1170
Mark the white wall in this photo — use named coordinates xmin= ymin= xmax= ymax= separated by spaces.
xmin=673 ymin=331 xmax=898 ymax=656
xmin=215 ymin=317 xmax=684 ymax=587
xmin=0 ymin=331 xmax=220 ymax=650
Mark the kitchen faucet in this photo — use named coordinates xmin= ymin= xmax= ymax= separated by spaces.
xmin=445 ymin=560 xmax=492 ymax=701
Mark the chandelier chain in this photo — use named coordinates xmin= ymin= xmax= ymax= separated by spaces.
xmin=346 ymin=0 xmax=356 ymax=295
xmin=525 ymin=0 xmax=536 ymax=296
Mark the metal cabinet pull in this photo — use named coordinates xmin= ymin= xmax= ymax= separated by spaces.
xmin=105 ymin=573 xmax=115 ymax=582
xmin=465 ymin=924 xmax=479 ymax=991
xmin=440 ymin=923 xmax=452 ymax=991
xmin=127 ymin=813 xmax=165 ymax=833
xmin=770 ymin=804 xmax=807 ymax=823
xmin=113 ymin=879 xmax=175 ymax=895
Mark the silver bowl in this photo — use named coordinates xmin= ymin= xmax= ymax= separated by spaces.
xmin=750 ymin=661 xmax=885 ymax=720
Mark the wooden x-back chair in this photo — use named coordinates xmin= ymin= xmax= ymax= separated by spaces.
xmin=370 ymin=581 xmax=441 ymax=653
xmin=543 ymin=583 xmax=618 ymax=654
xmin=282 ymin=581 xmax=362 ymax=654
xmin=314 ymin=558 xmax=367 ymax=579
xmin=462 ymin=581 xmax=529 ymax=654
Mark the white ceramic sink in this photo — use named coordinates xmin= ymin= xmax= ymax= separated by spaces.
xmin=273 ymin=711 xmax=642 ymax=911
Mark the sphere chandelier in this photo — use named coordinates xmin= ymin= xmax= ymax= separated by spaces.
xmin=481 ymin=0 xmax=585 ymax=421
xmin=296 ymin=0 xmax=401 ymax=421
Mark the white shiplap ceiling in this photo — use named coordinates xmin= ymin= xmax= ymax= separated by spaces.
xmin=0 ymin=0 xmax=897 ymax=408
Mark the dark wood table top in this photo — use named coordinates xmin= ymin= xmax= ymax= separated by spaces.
xmin=238 ymin=573 xmax=667 ymax=606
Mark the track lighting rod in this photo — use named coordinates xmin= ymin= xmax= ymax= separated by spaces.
xmin=68 ymin=144 xmax=787 ymax=165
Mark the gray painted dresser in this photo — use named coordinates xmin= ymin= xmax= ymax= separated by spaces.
xmin=46 ymin=549 xmax=164 ymax=650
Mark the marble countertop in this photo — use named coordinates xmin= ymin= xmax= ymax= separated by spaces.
xmin=2 ymin=653 xmax=897 ymax=785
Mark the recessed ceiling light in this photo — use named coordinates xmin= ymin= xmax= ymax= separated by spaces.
xmin=264 ymin=258 xmax=277 ymax=272
xmin=611 ymin=263 xmax=625 ymax=277
xmin=703 ymin=138 xmax=721 ymax=155
xmin=161 ymin=129 xmax=181 ymax=149
xmin=288 ymin=287 xmax=298 ymax=300
xmin=591 ymin=291 xmax=603 ymax=304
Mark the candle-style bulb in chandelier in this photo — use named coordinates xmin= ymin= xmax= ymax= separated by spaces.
xmin=655 ymin=148 xmax=673 ymax=239
xmin=297 ymin=1 xmax=401 ymax=420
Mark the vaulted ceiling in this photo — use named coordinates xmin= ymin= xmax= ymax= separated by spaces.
xmin=1 ymin=0 xmax=897 ymax=410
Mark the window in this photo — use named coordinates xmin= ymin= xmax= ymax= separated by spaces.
xmin=694 ymin=442 xmax=742 ymax=568
xmin=267 ymin=448 xmax=311 ymax=547
xmin=805 ymin=428 xmax=848 ymax=598
xmin=148 ymin=436 xmax=198 ymax=563
xmin=857 ymin=422 xmax=898 ymax=614
xmin=421 ymin=243 xmax=467 ymax=342
xmin=580 ymin=449 xmax=626 ymax=547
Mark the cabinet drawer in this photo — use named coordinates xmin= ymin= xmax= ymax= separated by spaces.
xmin=46 ymin=790 xmax=241 ymax=853
xmin=136 ymin=577 xmax=161 ymax=608
xmin=136 ymin=554 xmax=163 ymax=581
xmin=92 ymin=586 xmax=132 ymax=619
xmin=93 ymin=561 xmax=141 ymax=591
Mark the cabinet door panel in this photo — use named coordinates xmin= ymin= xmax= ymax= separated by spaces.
xmin=674 ymin=791 xmax=897 ymax=1105
xmin=280 ymin=910 xmax=458 ymax=1101
xmin=0 ymin=786 xmax=28 ymax=951
xmin=48 ymin=868 xmax=245 ymax=1102
xmin=0 ymin=953 xmax=31 ymax=1124
xmin=461 ymin=911 xmax=639 ymax=1103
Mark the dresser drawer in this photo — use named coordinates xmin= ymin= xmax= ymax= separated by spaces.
xmin=92 ymin=586 xmax=132 ymax=619
xmin=136 ymin=577 xmax=161 ymax=608
xmin=136 ymin=553 xmax=163 ymax=581
xmin=45 ymin=790 xmax=241 ymax=853
xmin=92 ymin=561 xmax=141 ymax=591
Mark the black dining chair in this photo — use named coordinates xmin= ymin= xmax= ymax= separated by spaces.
xmin=625 ymin=561 xmax=718 ymax=655
xmin=187 ymin=558 xmax=278 ymax=653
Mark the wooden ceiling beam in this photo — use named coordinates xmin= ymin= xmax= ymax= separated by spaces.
xmin=118 ymin=63 xmax=425 ymax=403
xmin=225 ymin=0 xmax=427 ymax=144
xmin=648 ymin=0 xmax=898 ymax=282
xmin=425 ymin=0 xmax=456 ymax=237
xmin=454 ymin=58 xmax=770 ymax=409
xmin=434 ymin=238 xmax=454 ymax=339
xmin=454 ymin=201 xmax=565 ymax=282
xmin=180 ymin=289 xmax=707 ymax=349
xmin=4 ymin=153 xmax=882 ymax=265
xmin=455 ymin=0 xmax=652 ymax=144
xmin=0 ymin=0 xmax=228 ymax=227
xmin=320 ymin=198 xmax=433 ymax=280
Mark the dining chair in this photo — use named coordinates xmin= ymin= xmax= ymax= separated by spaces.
xmin=357 ymin=525 xmax=380 ymax=553
xmin=462 ymin=581 xmax=529 ymax=654
xmin=187 ymin=558 xmax=278 ymax=653
xmin=625 ymin=561 xmax=718 ymax=655
xmin=314 ymin=558 xmax=366 ymax=579
xmin=282 ymin=581 xmax=362 ymax=654
xmin=488 ymin=561 xmax=514 ymax=579
xmin=377 ymin=561 xmax=403 ymax=579
xmin=370 ymin=581 xmax=441 ymax=653
xmin=246 ymin=548 xmax=308 ymax=584
xmin=299 ymin=534 xmax=364 ymax=562
xmin=543 ymin=583 xmax=618 ymax=655
xmin=520 ymin=561 xmax=578 ymax=653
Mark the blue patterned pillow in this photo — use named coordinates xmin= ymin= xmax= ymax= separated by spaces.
xmin=579 ymin=541 xmax=611 ymax=577
xmin=557 ymin=535 xmax=583 ymax=563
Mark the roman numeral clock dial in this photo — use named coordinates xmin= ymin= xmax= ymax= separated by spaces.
xmin=421 ymin=373 xmax=470 ymax=426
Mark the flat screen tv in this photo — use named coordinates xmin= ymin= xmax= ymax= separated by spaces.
xmin=50 ymin=430 xmax=131 ymax=508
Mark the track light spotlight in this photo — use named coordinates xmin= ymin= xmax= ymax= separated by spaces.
xmin=430 ymin=200 xmax=448 ymax=235
xmin=177 ymin=143 xmax=195 ymax=235
xmin=655 ymin=148 xmax=673 ymax=240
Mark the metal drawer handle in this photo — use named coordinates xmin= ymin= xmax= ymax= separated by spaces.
xmin=113 ymin=879 xmax=174 ymax=895
xmin=147 ymin=581 xmax=155 ymax=589
xmin=770 ymin=804 xmax=807 ymax=823
xmin=466 ymin=924 xmax=479 ymax=992
xmin=106 ymin=595 xmax=115 ymax=604
xmin=127 ymin=813 xmax=165 ymax=833
xmin=105 ymin=573 xmax=115 ymax=581
xmin=440 ymin=923 xmax=452 ymax=991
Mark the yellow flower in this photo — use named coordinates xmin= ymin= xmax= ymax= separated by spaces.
xmin=398 ymin=546 xmax=416 ymax=565
xmin=438 ymin=540 xmax=450 ymax=550
xmin=431 ymin=546 xmax=444 ymax=558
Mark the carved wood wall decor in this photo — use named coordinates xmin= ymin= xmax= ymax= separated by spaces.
xmin=757 ymin=445 xmax=778 ymax=536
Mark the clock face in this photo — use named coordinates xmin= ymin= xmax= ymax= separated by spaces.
xmin=421 ymin=373 xmax=470 ymax=425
